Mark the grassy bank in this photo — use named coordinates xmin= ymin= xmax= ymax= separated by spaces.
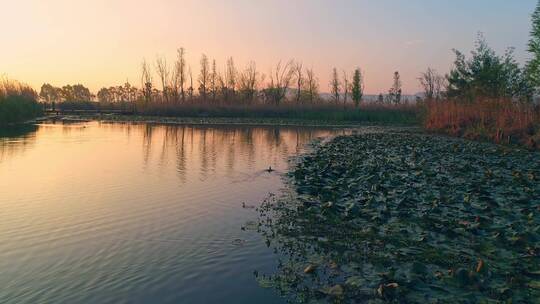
xmin=49 ymin=102 xmax=419 ymax=126
xmin=424 ymin=100 xmax=540 ymax=150
xmin=0 ymin=79 xmax=42 ymax=125
xmin=257 ymin=131 xmax=540 ymax=303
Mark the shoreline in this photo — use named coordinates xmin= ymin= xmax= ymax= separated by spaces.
xmin=31 ymin=114 xmax=420 ymax=129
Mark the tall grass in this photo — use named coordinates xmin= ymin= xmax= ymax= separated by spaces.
xmin=135 ymin=101 xmax=419 ymax=125
xmin=0 ymin=78 xmax=42 ymax=125
xmin=50 ymin=99 xmax=419 ymax=125
xmin=424 ymin=99 xmax=540 ymax=149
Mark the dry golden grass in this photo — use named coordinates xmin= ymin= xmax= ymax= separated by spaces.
xmin=424 ymin=99 xmax=540 ymax=149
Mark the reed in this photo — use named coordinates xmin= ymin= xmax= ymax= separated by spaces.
xmin=0 ymin=78 xmax=43 ymax=125
xmin=424 ymin=99 xmax=540 ymax=149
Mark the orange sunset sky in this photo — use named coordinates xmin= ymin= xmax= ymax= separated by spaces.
xmin=0 ymin=0 xmax=535 ymax=94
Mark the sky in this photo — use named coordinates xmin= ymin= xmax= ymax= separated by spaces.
xmin=0 ymin=0 xmax=537 ymax=94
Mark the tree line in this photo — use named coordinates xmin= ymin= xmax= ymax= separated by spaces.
xmin=38 ymin=1 xmax=540 ymax=108
xmin=39 ymin=50 xmax=408 ymax=107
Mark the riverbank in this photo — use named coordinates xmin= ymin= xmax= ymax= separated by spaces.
xmin=36 ymin=114 xmax=420 ymax=128
xmin=257 ymin=131 xmax=540 ymax=303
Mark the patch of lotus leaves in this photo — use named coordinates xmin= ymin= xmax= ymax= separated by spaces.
xmin=257 ymin=132 xmax=540 ymax=303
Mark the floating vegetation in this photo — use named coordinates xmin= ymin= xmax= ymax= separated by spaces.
xmin=257 ymin=132 xmax=540 ymax=303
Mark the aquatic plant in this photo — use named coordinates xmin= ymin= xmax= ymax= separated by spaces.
xmin=258 ymin=132 xmax=540 ymax=303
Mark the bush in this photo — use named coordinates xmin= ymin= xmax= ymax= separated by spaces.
xmin=0 ymin=79 xmax=43 ymax=125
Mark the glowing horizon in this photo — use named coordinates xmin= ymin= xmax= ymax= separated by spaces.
xmin=0 ymin=0 xmax=535 ymax=95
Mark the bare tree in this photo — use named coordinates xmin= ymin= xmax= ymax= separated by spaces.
xmin=176 ymin=48 xmax=186 ymax=102
xmin=217 ymin=69 xmax=227 ymax=103
xmin=238 ymin=61 xmax=260 ymax=104
xmin=188 ymin=66 xmax=194 ymax=101
xmin=210 ymin=59 xmax=217 ymax=102
xmin=330 ymin=67 xmax=341 ymax=104
xmin=198 ymin=54 xmax=209 ymax=100
xmin=156 ymin=56 xmax=170 ymax=102
xmin=304 ymin=67 xmax=319 ymax=103
xmin=226 ymin=57 xmax=237 ymax=98
xmin=141 ymin=59 xmax=153 ymax=103
xmin=264 ymin=60 xmax=294 ymax=105
xmin=293 ymin=62 xmax=303 ymax=103
xmin=169 ymin=63 xmax=180 ymax=103
xmin=419 ymin=67 xmax=446 ymax=101
xmin=342 ymin=70 xmax=350 ymax=108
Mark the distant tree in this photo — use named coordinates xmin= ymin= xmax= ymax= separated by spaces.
xmin=263 ymin=60 xmax=294 ymax=105
xmin=210 ymin=59 xmax=218 ymax=102
xmin=156 ymin=56 xmax=170 ymax=102
xmin=388 ymin=71 xmax=402 ymax=104
xmin=64 ymin=84 xmax=92 ymax=102
xmin=238 ymin=61 xmax=260 ymax=103
xmin=351 ymin=68 xmax=364 ymax=107
xmin=293 ymin=62 xmax=303 ymax=103
xmin=226 ymin=57 xmax=237 ymax=98
xmin=342 ymin=70 xmax=350 ymax=107
xmin=188 ymin=66 xmax=194 ymax=101
xmin=97 ymin=87 xmax=112 ymax=103
xmin=304 ymin=68 xmax=319 ymax=103
xmin=39 ymin=83 xmax=61 ymax=103
xmin=447 ymin=34 xmax=531 ymax=102
xmin=330 ymin=68 xmax=341 ymax=104
xmin=141 ymin=59 xmax=153 ymax=103
xmin=59 ymin=84 xmax=89 ymax=102
xmin=198 ymin=54 xmax=209 ymax=100
xmin=176 ymin=48 xmax=187 ymax=102
xmin=419 ymin=68 xmax=446 ymax=101
xmin=527 ymin=0 xmax=540 ymax=92
xmin=123 ymin=81 xmax=138 ymax=102
xmin=377 ymin=93 xmax=384 ymax=104
xmin=169 ymin=64 xmax=180 ymax=103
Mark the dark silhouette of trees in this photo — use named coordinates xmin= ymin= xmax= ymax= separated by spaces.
xmin=263 ymin=61 xmax=293 ymax=105
xmin=225 ymin=57 xmax=237 ymax=101
xmin=351 ymin=68 xmax=364 ymax=107
xmin=210 ymin=59 xmax=217 ymax=102
xmin=141 ymin=59 xmax=153 ymax=103
xmin=39 ymin=83 xmax=61 ymax=103
xmin=304 ymin=68 xmax=319 ymax=104
xmin=388 ymin=71 xmax=402 ymax=104
xmin=176 ymin=48 xmax=187 ymax=103
xmin=198 ymin=54 xmax=209 ymax=100
xmin=293 ymin=62 xmax=303 ymax=103
xmin=188 ymin=66 xmax=194 ymax=101
xmin=342 ymin=70 xmax=350 ymax=107
xmin=155 ymin=56 xmax=170 ymax=103
xmin=60 ymin=84 xmax=93 ymax=102
xmin=419 ymin=68 xmax=445 ymax=101
xmin=238 ymin=61 xmax=259 ymax=103
xmin=330 ymin=68 xmax=341 ymax=104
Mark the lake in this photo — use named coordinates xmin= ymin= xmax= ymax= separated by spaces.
xmin=0 ymin=122 xmax=349 ymax=304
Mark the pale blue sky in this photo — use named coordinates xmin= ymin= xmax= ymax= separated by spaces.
xmin=0 ymin=0 xmax=536 ymax=94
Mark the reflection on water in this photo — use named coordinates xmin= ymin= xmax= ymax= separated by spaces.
xmin=0 ymin=121 xmax=347 ymax=304
xmin=0 ymin=124 xmax=38 ymax=163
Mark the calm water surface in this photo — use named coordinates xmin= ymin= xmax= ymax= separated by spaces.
xmin=0 ymin=122 xmax=348 ymax=304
